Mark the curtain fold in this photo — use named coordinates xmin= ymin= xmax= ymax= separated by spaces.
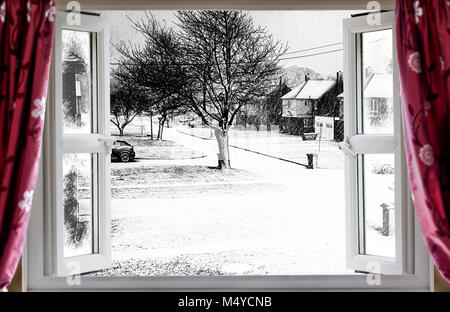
xmin=0 ymin=0 xmax=54 ymax=289
xmin=395 ymin=0 xmax=450 ymax=282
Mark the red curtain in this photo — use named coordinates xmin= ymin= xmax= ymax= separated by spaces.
xmin=0 ymin=0 xmax=54 ymax=289
xmin=396 ymin=0 xmax=450 ymax=281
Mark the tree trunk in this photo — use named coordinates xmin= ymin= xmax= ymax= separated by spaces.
xmin=213 ymin=127 xmax=230 ymax=169
xmin=157 ymin=115 xmax=166 ymax=140
xmin=120 ymin=124 xmax=127 ymax=136
xmin=157 ymin=122 xmax=162 ymax=140
xmin=113 ymin=122 xmax=123 ymax=136
xmin=150 ymin=114 xmax=154 ymax=140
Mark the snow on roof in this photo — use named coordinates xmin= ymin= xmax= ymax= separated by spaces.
xmin=280 ymin=84 xmax=304 ymax=100
xmin=281 ymin=80 xmax=336 ymax=100
xmin=364 ymin=73 xmax=392 ymax=98
xmin=296 ymin=80 xmax=335 ymax=100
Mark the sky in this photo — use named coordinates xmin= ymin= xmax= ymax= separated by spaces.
xmin=362 ymin=29 xmax=393 ymax=74
xmin=106 ymin=10 xmax=366 ymax=77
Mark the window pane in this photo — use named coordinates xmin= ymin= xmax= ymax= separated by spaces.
xmin=63 ymin=153 xmax=98 ymax=257
xmin=62 ymin=30 xmax=97 ymax=133
xmin=359 ymin=154 xmax=395 ymax=258
xmin=359 ymin=29 xmax=393 ymax=134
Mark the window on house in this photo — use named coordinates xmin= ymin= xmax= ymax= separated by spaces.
xmin=369 ymin=99 xmax=379 ymax=117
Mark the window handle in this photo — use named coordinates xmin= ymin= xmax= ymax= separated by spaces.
xmin=339 ymin=136 xmax=357 ymax=158
xmin=100 ymin=137 xmax=115 ymax=154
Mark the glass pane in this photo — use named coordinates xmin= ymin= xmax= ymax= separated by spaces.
xmin=360 ymin=154 xmax=395 ymax=258
xmin=63 ymin=153 xmax=98 ymax=257
xmin=62 ymin=30 xmax=97 ymax=133
xmin=359 ymin=29 xmax=393 ymax=134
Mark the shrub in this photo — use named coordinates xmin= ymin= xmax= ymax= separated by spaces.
xmin=63 ymin=167 xmax=88 ymax=246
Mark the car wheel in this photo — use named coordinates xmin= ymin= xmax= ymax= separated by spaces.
xmin=120 ymin=152 xmax=130 ymax=163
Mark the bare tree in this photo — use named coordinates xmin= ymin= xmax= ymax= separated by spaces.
xmin=114 ymin=13 xmax=187 ymax=140
xmin=62 ymin=36 xmax=88 ymax=127
xmin=153 ymin=94 xmax=188 ymax=140
xmin=177 ymin=11 xmax=286 ymax=168
xmin=110 ymin=68 xmax=149 ymax=136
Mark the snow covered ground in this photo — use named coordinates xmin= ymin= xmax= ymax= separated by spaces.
xmin=84 ymin=124 xmax=395 ymax=276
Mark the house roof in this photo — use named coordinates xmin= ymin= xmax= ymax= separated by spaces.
xmin=281 ymin=80 xmax=336 ymax=100
xmin=267 ymin=83 xmax=291 ymax=96
xmin=334 ymin=73 xmax=392 ymax=99
xmin=280 ymin=84 xmax=304 ymax=100
xmin=364 ymin=73 xmax=392 ymax=98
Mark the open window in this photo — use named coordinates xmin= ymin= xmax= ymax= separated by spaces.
xmin=25 ymin=6 xmax=430 ymax=291
xmin=342 ymin=11 xmax=411 ymax=275
xmin=47 ymin=12 xmax=112 ymax=276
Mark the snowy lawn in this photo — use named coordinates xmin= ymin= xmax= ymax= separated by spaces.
xmin=112 ymin=135 xmax=206 ymax=160
xmin=111 ymin=164 xmax=282 ymax=199
xmin=80 ymin=126 xmax=394 ymax=277
xmin=87 ymin=162 xmax=352 ymax=276
xmin=91 ymin=188 xmax=351 ymax=276
xmin=90 ymin=256 xmax=225 ymax=277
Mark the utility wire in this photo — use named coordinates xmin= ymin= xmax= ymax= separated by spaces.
xmin=277 ymin=37 xmax=388 ymax=60
xmin=280 ymin=42 xmax=342 ymax=56
xmin=110 ymin=37 xmax=389 ymax=65
xmin=279 ymin=48 xmax=343 ymax=61
xmin=110 ymin=48 xmax=344 ymax=66
xmin=278 ymin=36 xmax=388 ymax=59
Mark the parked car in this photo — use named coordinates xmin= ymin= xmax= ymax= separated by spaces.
xmin=111 ymin=140 xmax=135 ymax=163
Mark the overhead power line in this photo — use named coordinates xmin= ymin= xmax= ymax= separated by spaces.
xmin=110 ymin=37 xmax=389 ymax=65
xmin=277 ymin=36 xmax=389 ymax=61
xmin=279 ymin=48 xmax=343 ymax=61
xmin=110 ymin=48 xmax=344 ymax=66
xmin=280 ymin=42 xmax=342 ymax=56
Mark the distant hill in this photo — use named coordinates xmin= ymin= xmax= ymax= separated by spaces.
xmin=281 ymin=66 xmax=323 ymax=88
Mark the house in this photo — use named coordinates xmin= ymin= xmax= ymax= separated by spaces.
xmin=363 ymin=72 xmax=393 ymax=133
xmin=62 ymin=54 xmax=90 ymax=129
xmin=280 ymin=72 xmax=343 ymax=139
xmin=235 ymin=82 xmax=291 ymax=130
xmin=336 ymin=71 xmax=393 ymax=136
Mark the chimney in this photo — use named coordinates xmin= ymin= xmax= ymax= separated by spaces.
xmin=336 ymin=71 xmax=343 ymax=82
xmin=365 ymin=66 xmax=373 ymax=79
xmin=305 ymin=74 xmax=309 ymax=82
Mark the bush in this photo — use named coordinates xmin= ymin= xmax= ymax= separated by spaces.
xmin=372 ymin=163 xmax=394 ymax=175
xmin=63 ymin=167 xmax=88 ymax=246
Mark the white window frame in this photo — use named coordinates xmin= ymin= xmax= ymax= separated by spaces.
xmin=23 ymin=3 xmax=431 ymax=291
xmin=44 ymin=12 xmax=112 ymax=277
xmin=343 ymin=11 xmax=412 ymax=275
